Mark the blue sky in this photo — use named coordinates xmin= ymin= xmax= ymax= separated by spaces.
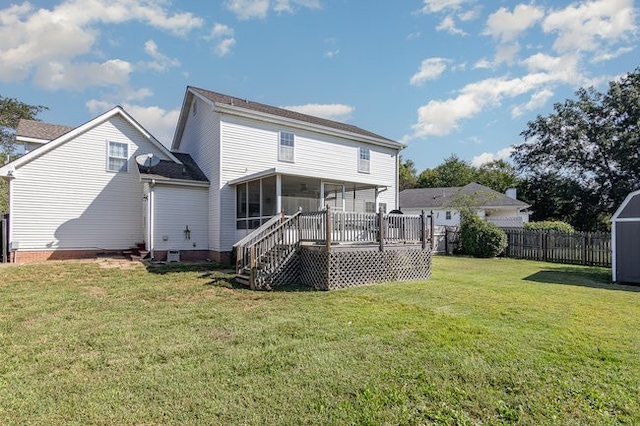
xmin=0 ymin=0 xmax=637 ymax=172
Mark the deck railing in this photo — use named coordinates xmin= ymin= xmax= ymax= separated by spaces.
xmin=235 ymin=206 xmax=433 ymax=289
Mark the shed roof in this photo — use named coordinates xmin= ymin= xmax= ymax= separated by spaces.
xmin=399 ymin=182 xmax=529 ymax=210
xmin=137 ymin=152 xmax=209 ymax=184
xmin=16 ymin=119 xmax=74 ymax=141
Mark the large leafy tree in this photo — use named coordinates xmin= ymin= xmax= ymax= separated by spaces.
xmin=0 ymin=96 xmax=47 ymax=213
xmin=399 ymin=156 xmax=418 ymax=190
xmin=416 ymin=154 xmax=518 ymax=193
xmin=418 ymin=154 xmax=475 ymax=188
xmin=475 ymin=160 xmax=519 ymax=193
xmin=513 ymin=68 xmax=640 ymax=231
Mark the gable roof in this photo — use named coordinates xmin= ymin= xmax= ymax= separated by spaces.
xmin=16 ymin=119 xmax=74 ymax=142
xmin=0 ymin=106 xmax=181 ymax=177
xmin=172 ymin=86 xmax=403 ymax=150
xmin=399 ymin=182 xmax=529 ymax=210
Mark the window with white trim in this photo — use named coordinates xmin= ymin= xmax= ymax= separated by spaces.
xmin=358 ymin=147 xmax=370 ymax=173
xmin=107 ymin=141 xmax=129 ymax=172
xmin=279 ymin=131 xmax=294 ymax=162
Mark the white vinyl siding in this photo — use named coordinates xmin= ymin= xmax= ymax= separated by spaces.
xmin=107 ymin=141 xmax=129 ymax=172
xmin=217 ymin=115 xmax=399 ymax=250
xmin=175 ymin=96 xmax=222 ymax=251
xmin=9 ymin=115 xmax=173 ymax=252
xmin=278 ymin=131 xmax=294 ymax=162
xmin=152 ymin=185 xmax=209 ymax=251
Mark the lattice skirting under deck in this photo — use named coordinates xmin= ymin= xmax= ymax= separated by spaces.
xmin=298 ymin=245 xmax=431 ymax=290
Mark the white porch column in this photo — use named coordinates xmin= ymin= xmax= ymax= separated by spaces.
xmin=276 ymin=174 xmax=282 ymax=213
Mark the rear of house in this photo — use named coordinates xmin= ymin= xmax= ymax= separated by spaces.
xmin=0 ymin=107 xmax=208 ymax=262
xmin=172 ymin=87 xmax=404 ymax=262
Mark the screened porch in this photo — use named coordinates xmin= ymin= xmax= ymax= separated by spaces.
xmin=232 ymin=172 xmax=389 ymax=241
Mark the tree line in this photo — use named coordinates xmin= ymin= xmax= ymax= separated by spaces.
xmin=401 ymin=67 xmax=640 ymax=232
xmin=2 ymin=68 xmax=639 ymax=230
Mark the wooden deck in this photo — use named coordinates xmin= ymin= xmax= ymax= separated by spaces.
xmin=234 ymin=208 xmax=433 ymax=290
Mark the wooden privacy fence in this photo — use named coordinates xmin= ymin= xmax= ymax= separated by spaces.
xmin=503 ymin=229 xmax=611 ymax=267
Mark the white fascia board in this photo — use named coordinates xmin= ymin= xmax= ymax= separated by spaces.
xmin=0 ymin=107 xmax=181 ymax=177
xmin=611 ymin=189 xmax=640 ymax=221
xmin=214 ymin=103 xmax=404 ymax=151
xmin=15 ymin=136 xmax=49 ymax=145
xmin=140 ymin=176 xmax=210 ymax=188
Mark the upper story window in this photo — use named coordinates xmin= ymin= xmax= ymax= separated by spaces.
xmin=279 ymin=131 xmax=295 ymax=162
xmin=107 ymin=141 xmax=129 ymax=173
xmin=445 ymin=211 xmax=452 ymax=220
xmin=358 ymin=147 xmax=370 ymax=173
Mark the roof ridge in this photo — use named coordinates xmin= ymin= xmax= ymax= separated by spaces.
xmin=189 ymin=86 xmax=399 ymax=145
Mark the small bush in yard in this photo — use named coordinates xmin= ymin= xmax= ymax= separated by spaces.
xmin=460 ymin=213 xmax=507 ymax=258
xmin=524 ymin=221 xmax=575 ymax=233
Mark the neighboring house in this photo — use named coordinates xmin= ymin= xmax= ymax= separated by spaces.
xmin=15 ymin=119 xmax=74 ymax=154
xmin=399 ymin=182 xmax=530 ymax=228
xmin=0 ymin=86 xmax=403 ymax=263
xmin=171 ymin=86 xmax=403 ymax=262
xmin=0 ymin=106 xmax=209 ymax=263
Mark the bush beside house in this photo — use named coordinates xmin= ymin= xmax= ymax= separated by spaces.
xmin=459 ymin=213 xmax=507 ymax=258
xmin=524 ymin=221 xmax=575 ymax=233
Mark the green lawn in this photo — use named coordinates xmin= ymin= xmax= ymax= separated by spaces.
xmin=0 ymin=257 xmax=638 ymax=425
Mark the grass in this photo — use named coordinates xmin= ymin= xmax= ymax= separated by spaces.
xmin=0 ymin=256 xmax=638 ymax=425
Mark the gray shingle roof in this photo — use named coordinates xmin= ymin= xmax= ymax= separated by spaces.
xmin=16 ymin=119 xmax=74 ymax=141
xmin=137 ymin=152 xmax=209 ymax=183
xmin=190 ymin=87 xmax=399 ymax=145
xmin=399 ymin=182 xmax=529 ymax=210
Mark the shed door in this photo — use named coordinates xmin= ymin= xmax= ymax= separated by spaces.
xmin=616 ymin=221 xmax=640 ymax=283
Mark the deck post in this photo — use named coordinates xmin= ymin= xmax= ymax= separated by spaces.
xmin=430 ymin=210 xmax=435 ymax=251
xmin=325 ymin=205 xmax=332 ymax=252
xmin=249 ymin=245 xmax=257 ymax=291
xmin=378 ymin=206 xmax=385 ymax=251
xmin=420 ymin=210 xmax=426 ymax=250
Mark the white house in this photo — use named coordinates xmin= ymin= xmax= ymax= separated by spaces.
xmin=0 ymin=87 xmax=403 ymax=263
xmin=399 ymin=182 xmax=530 ymax=228
xmin=0 ymin=106 xmax=210 ymax=263
xmin=171 ymin=86 xmax=403 ymax=262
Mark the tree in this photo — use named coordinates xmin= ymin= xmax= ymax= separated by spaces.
xmin=418 ymin=154 xmax=475 ymax=188
xmin=1 ymin=96 xmax=47 ymax=161
xmin=398 ymin=156 xmax=418 ymax=190
xmin=474 ymin=160 xmax=519 ymax=193
xmin=512 ymin=68 xmax=640 ymax=231
xmin=0 ymin=96 xmax=47 ymax=213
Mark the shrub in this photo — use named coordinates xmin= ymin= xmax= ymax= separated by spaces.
xmin=459 ymin=214 xmax=507 ymax=258
xmin=524 ymin=221 xmax=575 ymax=233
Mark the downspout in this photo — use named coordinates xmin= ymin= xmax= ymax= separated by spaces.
xmin=149 ymin=179 xmax=156 ymax=260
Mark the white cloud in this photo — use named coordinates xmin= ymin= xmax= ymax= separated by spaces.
xmin=436 ymin=15 xmax=466 ymax=35
xmin=206 ymin=23 xmax=236 ymax=57
xmin=484 ymin=4 xmax=544 ymax=43
xmin=417 ymin=0 xmax=470 ymax=14
xmin=34 ymin=59 xmax=133 ymax=91
xmin=543 ymin=0 xmax=636 ymax=54
xmin=141 ymin=40 xmax=181 ymax=72
xmin=511 ymin=89 xmax=554 ymax=118
xmin=591 ymin=46 xmax=635 ymax=63
xmin=473 ymin=58 xmax=492 ymax=69
xmin=225 ymin=0 xmax=321 ymax=20
xmin=281 ymin=103 xmax=354 ymax=122
xmin=407 ymin=65 xmax=580 ymax=140
xmin=410 ymin=58 xmax=449 ymax=86
xmin=87 ymin=99 xmax=180 ymax=147
xmin=471 ymin=147 xmax=514 ymax=167
xmin=324 ymin=49 xmax=339 ymax=58
xmin=0 ymin=0 xmax=202 ymax=88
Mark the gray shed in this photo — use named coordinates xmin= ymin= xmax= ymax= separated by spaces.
xmin=612 ymin=189 xmax=640 ymax=283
